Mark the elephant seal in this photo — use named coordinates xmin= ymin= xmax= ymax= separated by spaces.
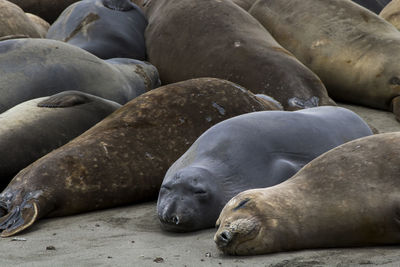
xmin=144 ymin=0 xmax=335 ymax=110
xmin=215 ymin=132 xmax=400 ymax=255
xmin=380 ymin=0 xmax=400 ymax=30
xmin=0 ymin=38 xmax=159 ymax=113
xmin=8 ymin=0 xmax=80 ymax=23
xmin=0 ymin=0 xmax=41 ymax=39
xmin=249 ymin=0 xmax=400 ymax=120
xmin=157 ymin=106 xmax=373 ymax=232
xmin=47 ymin=0 xmax=147 ymax=60
xmin=26 ymin=13 xmax=49 ymax=38
xmin=0 ymin=91 xmax=121 ymax=188
xmin=0 ymin=78 xmax=279 ymax=237
xmin=351 ymin=0 xmax=391 ymax=14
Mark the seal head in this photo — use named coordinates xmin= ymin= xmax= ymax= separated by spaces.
xmin=157 ymin=166 xmax=224 ymax=232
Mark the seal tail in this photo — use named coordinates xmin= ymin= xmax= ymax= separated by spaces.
xmin=0 ymin=202 xmax=39 ymax=237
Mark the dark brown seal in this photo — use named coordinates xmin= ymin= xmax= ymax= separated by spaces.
xmin=144 ymin=0 xmax=335 ymax=110
xmin=249 ymin=0 xmax=400 ymax=120
xmin=0 ymin=78 xmax=279 ymax=237
xmin=9 ymin=0 xmax=80 ymax=23
xmin=215 ymin=132 xmax=400 ymax=255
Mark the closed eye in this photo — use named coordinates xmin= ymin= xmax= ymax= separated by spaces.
xmin=233 ymin=198 xmax=251 ymax=211
xmin=161 ymin=185 xmax=171 ymax=190
xmin=194 ymin=190 xmax=207 ymax=195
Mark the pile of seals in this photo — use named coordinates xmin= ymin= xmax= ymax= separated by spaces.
xmin=0 ymin=0 xmax=398 ymax=258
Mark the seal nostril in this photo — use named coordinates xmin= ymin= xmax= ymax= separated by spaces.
xmin=220 ymin=230 xmax=232 ymax=243
xmin=171 ymin=215 xmax=180 ymax=225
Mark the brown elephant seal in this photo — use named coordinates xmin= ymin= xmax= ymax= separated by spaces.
xmin=0 ymin=78 xmax=279 ymax=237
xmin=0 ymin=91 xmax=121 ymax=189
xmin=157 ymin=106 xmax=373 ymax=232
xmin=215 ymin=132 xmax=400 ymax=255
xmin=380 ymin=0 xmax=400 ymax=30
xmin=249 ymin=0 xmax=400 ymax=120
xmin=9 ymin=0 xmax=80 ymax=23
xmin=0 ymin=38 xmax=159 ymax=113
xmin=0 ymin=0 xmax=41 ymax=39
xmin=47 ymin=0 xmax=147 ymax=60
xmin=144 ymin=0 xmax=335 ymax=110
xmin=26 ymin=13 xmax=49 ymax=38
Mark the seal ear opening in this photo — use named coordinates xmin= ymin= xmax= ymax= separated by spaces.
xmin=37 ymin=91 xmax=92 ymax=108
xmin=0 ymin=202 xmax=39 ymax=237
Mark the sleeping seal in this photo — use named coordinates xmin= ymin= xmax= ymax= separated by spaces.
xmin=47 ymin=0 xmax=147 ymax=60
xmin=157 ymin=106 xmax=373 ymax=232
xmin=215 ymin=132 xmax=400 ymax=255
xmin=0 ymin=78 xmax=279 ymax=237
xmin=249 ymin=0 xmax=400 ymax=120
xmin=0 ymin=38 xmax=159 ymax=113
xmin=0 ymin=91 xmax=121 ymax=188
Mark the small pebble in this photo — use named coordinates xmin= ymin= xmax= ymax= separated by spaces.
xmin=46 ymin=246 xmax=56 ymax=251
xmin=205 ymin=252 xmax=212 ymax=257
xmin=154 ymin=257 xmax=164 ymax=263
xmin=11 ymin=237 xmax=26 ymax=242
xmin=108 ymin=256 xmax=112 ymax=259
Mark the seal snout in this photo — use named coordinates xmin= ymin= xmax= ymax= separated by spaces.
xmin=163 ymin=214 xmax=180 ymax=225
xmin=215 ymin=230 xmax=233 ymax=248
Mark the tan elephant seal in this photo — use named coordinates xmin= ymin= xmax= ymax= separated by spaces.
xmin=380 ymin=0 xmax=400 ymax=30
xmin=0 ymin=78 xmax=279 ymax=237
xmin=249 ymin=0 xmax=400 ymax=120
xmin=215 ymin=132 xmax=400 ymax=255
xmin=144 ymin=0 xmax=335 ymax=110
xmin=0 ymin=0 xmax=41 ymax=39
xmin=25 ymin=13 xmax=49 ymax=38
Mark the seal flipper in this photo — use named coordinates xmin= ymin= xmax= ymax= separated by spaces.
xmin=0 ymin=202 xmax=38 ymax=237
xmin=37 ymin=91 xmax=92 ymax=108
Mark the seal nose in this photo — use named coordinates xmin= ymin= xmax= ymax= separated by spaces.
xmin=170 ymin=215 xmax=180 ymax=225
xmin=215 ymin=230 xmax=232 ymax=248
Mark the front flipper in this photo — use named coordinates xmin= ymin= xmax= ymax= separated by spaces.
xmin=37 ymin=91 xmax=92 ymax=108
xmin=0 ymin=201 xmax=39 ymax=237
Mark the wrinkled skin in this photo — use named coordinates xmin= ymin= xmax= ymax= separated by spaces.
xmin=215 ymin=133 xmax=400 ymax=255
xmin=157 ymin=106 xmax=373 ymax=232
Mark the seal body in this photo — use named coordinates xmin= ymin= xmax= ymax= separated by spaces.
xmin=144 ymin=0 xmax=335 ymax=110
xmin=8 ymin=0 xmax=80 ymax=23
xmin=0 ymin=39 xmax=159 ymax=113
xmin=47 ymin=0 xmax=147 ymax=60
xmin=249 ymin=0 xmax=400 ymax=120
xmin=26 ymin=13 xmax=50 ymax=38
xmin=0 ymin=78 xmax=279 ymax=237
xmin=215 ymin=132 xmax=400 ymax=255
xmin=0 ymin=91 xmax=121 ymax=188
xmin=351 ymin=0 xmax=391 ymax=14
xmin=157 ymin=106 xmax=373 ymax=232
xmin=380 ymin=0 xmax=400 ymax=30
xmin=0 ymin=0 xmax=41 ymax=39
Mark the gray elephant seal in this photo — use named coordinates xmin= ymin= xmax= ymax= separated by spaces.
xmin=215 ymin=132 xmax=400 ymax=255
xmin=380 ymin=0 xmax=400 ymax=30
xmin=157 ymin=106 xmax=373 ymax=232
xmin=47 ymin=0 xmax=147 ymax=60
xmin=144 ymin=0 xmax=335 ymax=110
xmin=0 ymin=78 xmax=279 ymax=237
xmin=249 ymin=0 xmax=400 ymax=120
xmin=0 ymin=39 xmax=159 ymax=113
xmin=0 ymin=91 xmax=121 ymax=188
